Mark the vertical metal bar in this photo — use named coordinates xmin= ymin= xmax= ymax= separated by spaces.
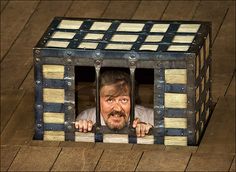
xmin=95 ymin=60 xmax=101 ymax=127
xmin=129 ymin=66 xmax=136 ymax=127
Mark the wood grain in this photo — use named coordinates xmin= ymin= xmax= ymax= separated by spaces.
xmin=94 ymin=142 xmax=133 ymax=151
xmin=51 ymin=148 xmax=103 ymax=171
xmin=137 ymin=150 xmax=191 ymax=171
xmin=0 ymin=145 xmax=20 ymax=171
xmin=95 ymin=150 xmax=142 ymax=171
xmin=43 ymin=65 xmax=64 ymax=79
xmin=165 ymin=69 xmax=187 ymax=84
xmin=0 ymin=1 xmax=39 ymax=60
xmin=164 ymin=136 xmax=187 ymax=146
xmin=44 ymin=131 xmax=65 ymax=141
xmin=164 ymin=93 xmax=187 ymax=108
xmin=186 ymin=153 xmax=234 ymax=171
xmin=8 ymin=146 xmax=61 ymax=171
xmin=43 ymin=88 xmax=64 ymax=103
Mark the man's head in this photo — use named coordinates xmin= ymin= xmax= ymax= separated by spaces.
xmin=99 ymin=70 xmax=131 ymax=130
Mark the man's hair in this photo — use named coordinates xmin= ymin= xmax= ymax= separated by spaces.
xmin=100 ymin=70 xmax=131 ymax=97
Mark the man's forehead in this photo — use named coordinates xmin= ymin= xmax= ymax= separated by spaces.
xmin=100 ymin=85 xmax=129 ymax=96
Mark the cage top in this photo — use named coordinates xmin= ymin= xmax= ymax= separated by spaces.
xmin=35 ymin=17 xmax=211 ymax=55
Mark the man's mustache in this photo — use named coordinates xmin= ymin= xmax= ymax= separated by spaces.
xmin=108 ymin=110 xmax=126 ymax=118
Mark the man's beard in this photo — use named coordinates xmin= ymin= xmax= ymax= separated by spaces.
xmin=105 ymin=110 xmax=128 ymax=130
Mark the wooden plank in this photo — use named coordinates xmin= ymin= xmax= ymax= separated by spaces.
xmin=165 ymin=146 xmax=197 ymax=153
xmin=8 ymin=146 xmax=61 ymax=171
xmin=1 ymin=1 xmax=72 ymax=90
xmin=132 ymin=1 xmax=168 ymax=20
xmin=186 ymin=153 xmax=234 ymax=171
xmin=95 ymin=150 xmax=142 ymax=171
xmin=42 ymin=65 xmax=64 ymax=79
xmin=164 ymin=93 xmax=187 ymax=108
xmin=165 ymin=69 xmax=187 ymax=84
xmin=198 ymin=96 xmax=235 ymax=154
xmin=51 ymin=148 xmax=103 ymax=171
xmin=136 ymin=150 xmax=191 ymax=171
xmin=94 ymin=143 xmax=133 ymax=151
xmin=226 ymin=73 xmax=235 ymax=96
xmin=0 ymin=89 xmax=25 ymax=134
xmin=230 ymin=156 xmax=235 ymax=172
xmin=162 ymin=1 xmax=200 ymax=20
xmin=1 ymin=91 xmax=34 ymax=145
xmin=0 ymin=0 xmax=8 ymax=12
xmin=29 ymin=140 xmax=60 ymax=147
xmin=0 ymin=145 xmax=20 ymax=171
xmin=43 ymin=88 xmax=64 ymax=103
xmin=44 ymin=131 xmax=65 ymax=141
xmin=0 ymin=1 xmax=39 ymax=60
xmin=164 ymin=136 xmax=187 ymax=146
xmin=102 ymin=1 xmax=140 ymax=19
xmin=20 ymin=0 xmax=109 ymax=90
xmin=43 ymin=112 xmax=64 ymax=124
xmin=59 ymin=141 xmax=95 ymax=148
xmin=193 ymin=1 xmax=231 ymax=41
xmin=164 ymin=117 xmax=187 ymax=129
xmin=132 ymin=144 xmax=165 ymax=151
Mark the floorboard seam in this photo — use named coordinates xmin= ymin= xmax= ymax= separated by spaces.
xmin=134 ymin=151 xmax=144 ymax=171
xmin=191 ymin=0 xmax=201 ymax=20
xmin=224 ymin=70 xmax=235 ymax=96
xmin=159 ymin=0 xmax=170 ymax=20
xmin=49 ymin=147 xmax=63 ymax=172
xmin=184 ymin=152 xmax=193 ymax=172
xmin=101 ymin=0 xmax=111 ymax=18
xmin=130 ymin=0 xmax=142 ymax=19
xmin=228 ymin=155 xmax=235 ymax=171
xmin=94 ymin=149 xmax=104 ymax=171
xmin=64 ymin=0 xmax=75 ymax=17
xmin=6 ymin=145 xmax=22 ymax=171
xmin=0 ymin=0 xmax=9 ymax=14
xmin=0 ymin=0 xmax=41 ymax=64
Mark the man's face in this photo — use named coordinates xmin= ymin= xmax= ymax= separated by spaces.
xmin=100 ymin=84 xmax=130 ymax=130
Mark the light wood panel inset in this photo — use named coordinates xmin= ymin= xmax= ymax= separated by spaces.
xmin=205 ymin=34 xmax=210 ymax=58
xmin=172 ymin=35 xmax=195 ymax=43
xmin=57 ymin=20 xmax=83 ymax=29
xmin=165 ymin=69 xmax=187 ymax=84
xmin=139 ymin=44 xmax=158 ymax=51
xmin=205 ymin=108 xmax=210 ymax=121
xmin=196 ymin=55 xmax=199 ymax=78
xmin=43 ymin=112 xmax=64 ymax=124
xmin=117 ymin=23 xmax=144 ymax=32
xmin=196 ymin=111 xmax=199 ymax=124
xmin=84 ymin=33 xmax=104 ymax=40
xmin=164 ymin=118 xmax=187 ymax=129
xmin=90 ymin=22 xmax=111 ymax=31
xmin=164 ymin=136 xmax=187 ymax=146
xmin=200 ymin=47 xmax=204 ymax=68
xmin=201 ymin=78 xmax=205 ymax=92
xmin=44 ymin=131 xmax=65 ymax=141
xmin=78 ymin=42 xmax=98 ymax=49
xmin=105 ymin=43 xmax=132 ymax=50
xmin=51 ymin=31 xmax=76 ymax=39
xmin=111 ymin=34 xmax=138 ymax=42
xmin=196 ymin=86 xmax=200 ymax=102
xmin=206 ymin=67 xmax=210 ymax=82
xmin=165 ymin=93 xmax=187 ymax=108
xmin=196 ymin=130 xmax=199 ymax=144
xmin=46 ymin=40 xmax=69 ymax=48
xmin=150 ymin=24 xmax=170 ymax=33
xmin=43 ymin=65 xmax=64 ymax=79
xmin=145 ymin=35 xmax=163 ymax=42
xmin=75 ymin=132 xmax=94 ymax=142
xmin=103 ymin=134 xmax=128 ymax=143
xmin=137 ymin=135 xmax=154 ymax=144
xmin=43 ymin=88 xmax=64 ymax=103
xmin=177 ymin=24 xmax=200 ymax=33
xmin=167 ymin=45 xmax=189 ymax=51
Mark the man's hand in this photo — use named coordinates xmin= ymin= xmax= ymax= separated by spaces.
xmin=132 ymin=118 xmax=153 ymax=137
xmin=75 ymin=120 xmax=94 ymax=132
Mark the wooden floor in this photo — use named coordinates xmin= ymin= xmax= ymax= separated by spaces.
xmin=1 ymin=0 xmax=235 ymax=171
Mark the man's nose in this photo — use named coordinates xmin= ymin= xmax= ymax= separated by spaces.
xmin=113 ymin=102 xmax=122 ymax=111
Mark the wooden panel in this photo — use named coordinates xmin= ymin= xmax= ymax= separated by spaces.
xmin=164 ymin=117 xmax=187 ymax=129
xmin=8 ymin=146 xmax=61 ymax=171
xmin=230 ymin=157 xmax=235 ymax=172
xmin=78 ymin=42 xmax=98 ymax=49
xmin=94 ymin=143 xmax=132 ymax=151
xmin=46 ymin=40 xmax=70 ymax=48
xmin=205 ymin=34 xmax=210 ymax=58
xmin=43 ymin=112 xmax=64 ymax=124
xmin=30 ymin=140 xmax=60 ymax=147
xmin=162 ymin=1 xmax=199 ymax=20
xmin=137 ymin=135 xmax=154 ymax=144
xmin=132 ymin=144 xmax=165 ymax=151
xmin=165 ymin=146 xmax=197 ymax=153
xmin=43 ymin=88 xmax=64 ymax=103
xmin=196 ymin=55 xmax=199 ymax=77
xmin=105 ymin=43 xmax=132 ymax=50
xmin=198 ymin=96 xmax=235 ymax=154
xmin=51 ymin=148 xmax=103 ymax=171
xmin=1 ymin=1 xmax=72 ymax=90
xmin=136 ymin=151 xmax=191 ymax=171
xmin=132 ymin=1 xmax=168 ymax=20
xmin=0 ymin=91 xmax=34 ymax=145
xmin=164 ymin=93 xmax=187 ymax=108
xmin=226 ymin=74 xmax=235 ymax=96
xmin=95 ymin=150 xmax=142 ymax=171
xmin=196 ymin=111 xmax=199 ymax=124
xmin=186 ymin=153 xmax=234 ymax=171
xmin=44 ymin=131 xmax=65 ymax=141
xmin=196 ymin=86 xmax=199 ymax=102
xmin=1 ymin=89 xmax=25 ymax=133
xmin=1 ymin=0 xmax=9 ymax=12
xmin=102 ymin=1 xmax=140 ymax=19
xmin=0 ymin=1 xmax=39 ymax=60
xmin=59 ymin=141 xmax=95 ymax=148
xmin=103 ymin=134 xmax=128 ymax=144
xmin=165 ymin=69 xmax=187 ymax=84
xmin=43 ymin=65 xmax=64 ymax=79
xmin=164 ymin=136 xmax=187 ymax=146
xmin=0 ymin=146 xmax=20 ymax=171
xmin=200 ymin=47 xmax=204 ymax=68
xmin=75 ymin=132 xmax=94 ymax=142
xmin=111 ymin=34 xmax=138 ymax=42
xmin=201 ymin=78 xmax=205 ymax=92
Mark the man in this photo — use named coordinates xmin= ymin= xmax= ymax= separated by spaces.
xmin=75 ymin=70 xmax=154 ymax=137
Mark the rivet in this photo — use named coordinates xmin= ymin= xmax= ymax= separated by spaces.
xmin=37 ymin=123 xmax=42 ymax=128
xmin=95 ymin=60 xmax=101 ymax=66
xmin=68 ymin=106 xmax=72 ymax=110
xmin=35 ymin=49 xmax=40 ymax=54
xmin=96 ymin=52 xmax=101 ymax=57
xmin=36 ymin=80 xmax=41 ymax=84
xmin=67 ymin=82 xmax=71 ymax=86
xmin=67 ymin=51 xmax=72 ymax=56
xmin=67 ymin=125 xmax=72 ymax=130
xmin=67 ymin=58 xmax=72 ymax=62
xmin=35 ymin=58 xmax=40 ymax=62
xmin=36 ymin=104 xmax=42 ymax=109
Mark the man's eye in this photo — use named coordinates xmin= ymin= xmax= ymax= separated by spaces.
xmin=121 ymin=99 xmax=128 ymax=103
xmin=106 ymin=99 xmax=113 ymax=103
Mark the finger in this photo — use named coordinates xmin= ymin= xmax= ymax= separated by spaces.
xmin=87 ymin=120 xmax=93 ymax=131
xmin=145 ymin=123 xmax=153 ymax=134
xmin=82 ymin=120 xmax=88 ymax=132
xmin=136 ymin=124 xmax=141 ymax=137
xmin=140 ymin=124 xmax=145 ymax=137
xmin=132 ymin=118 xmax=140 ymax=128
xmin=75 ymin=121 xmax=79 ymax=129
xmin=78 ymin=120 xmax=83 ymax=132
